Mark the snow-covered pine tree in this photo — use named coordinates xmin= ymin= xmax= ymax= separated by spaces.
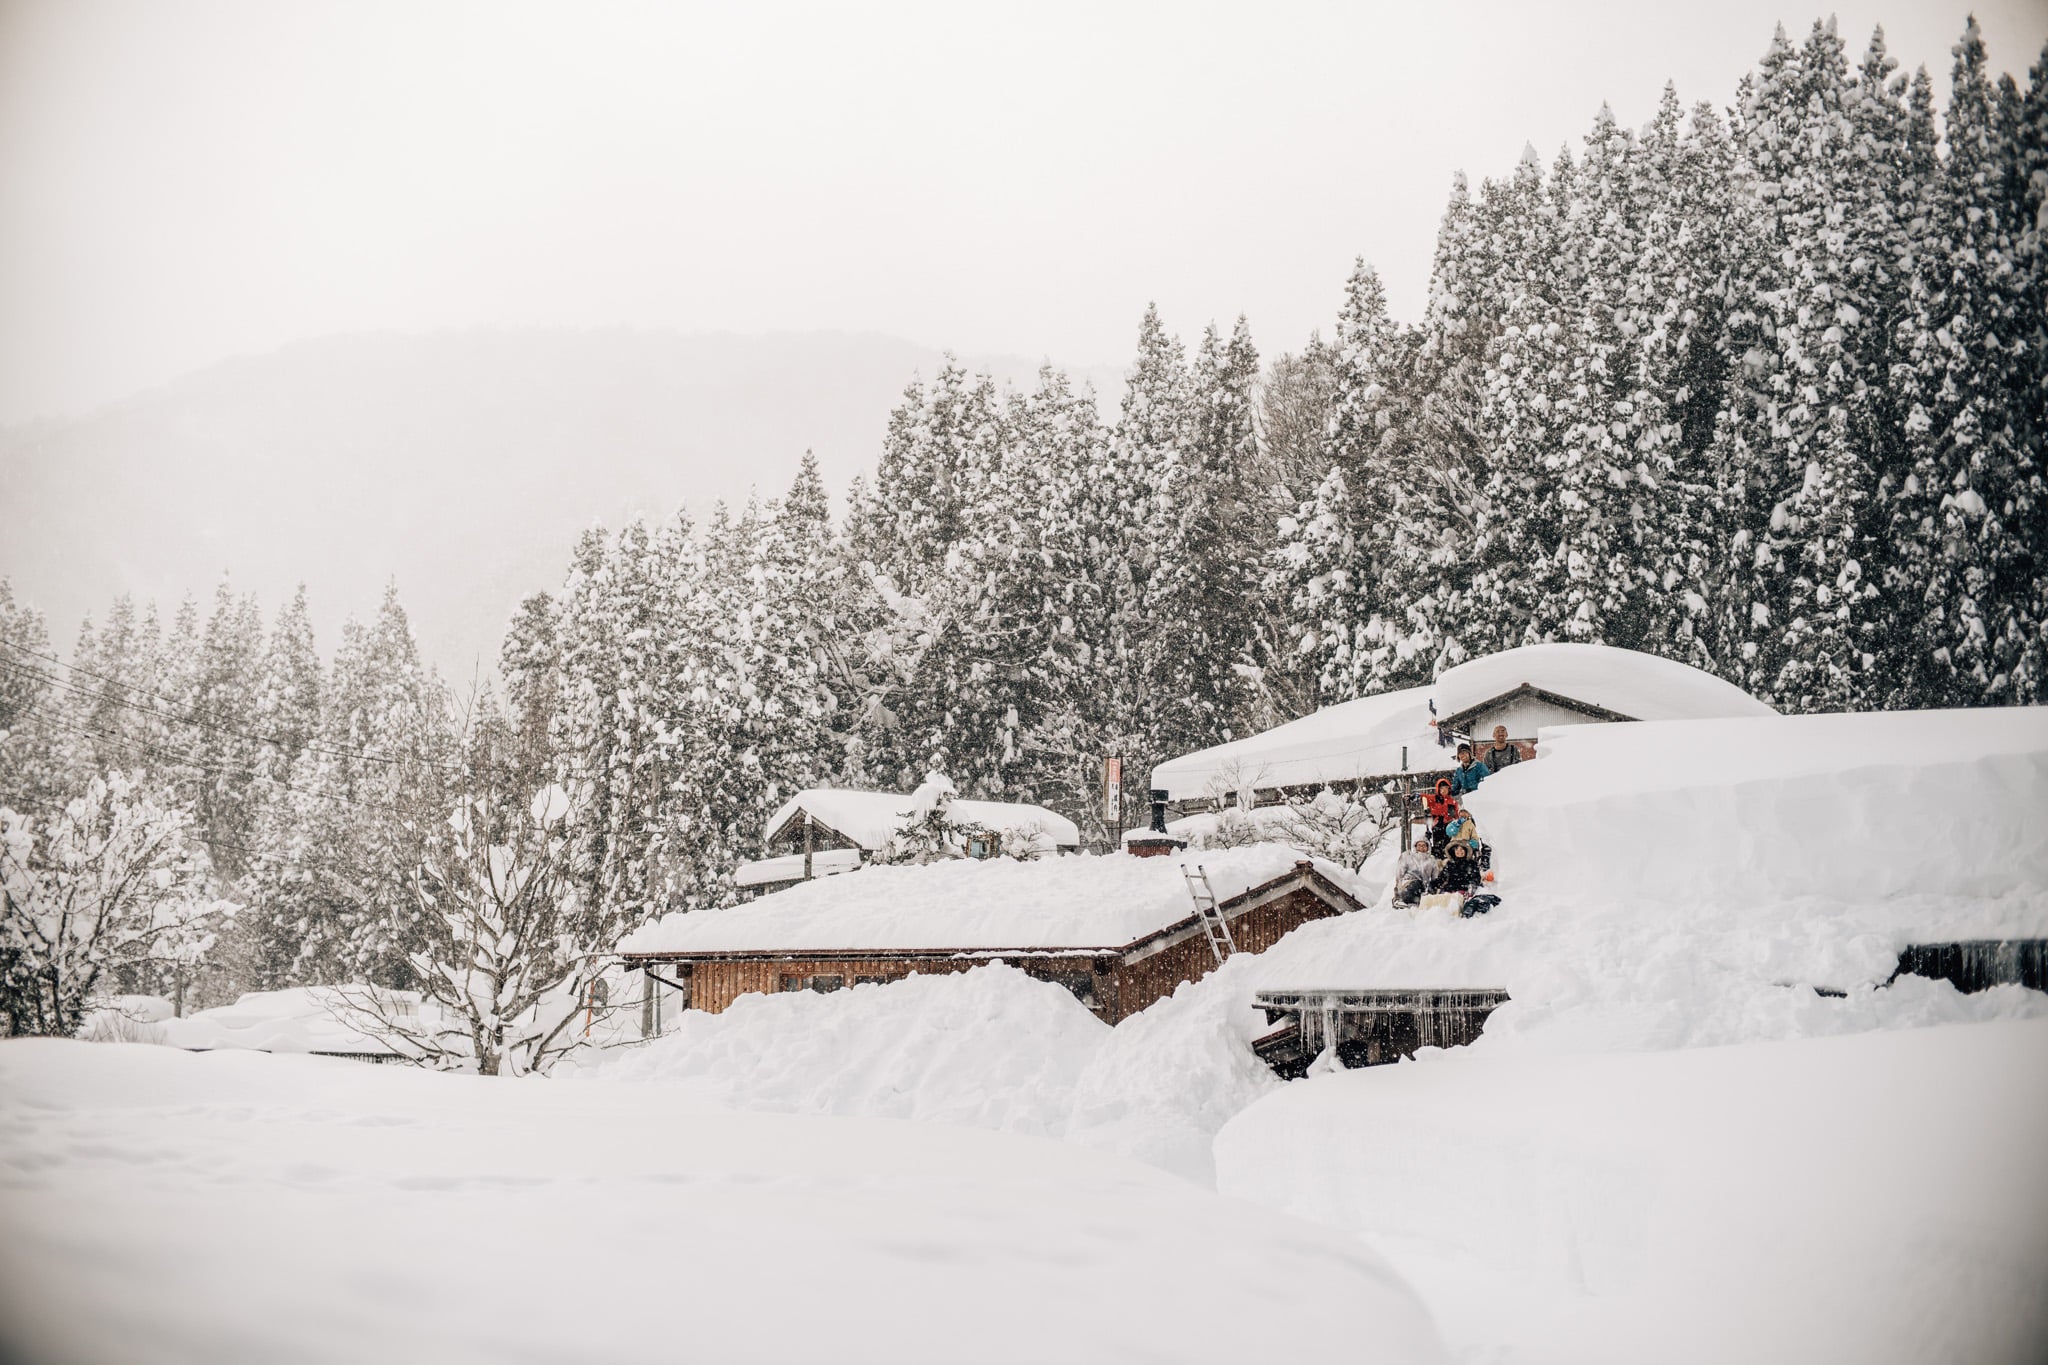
xmin=1100 ymin=304 xmax=1195 ymax=788
xmin=189 ymin=578 xmax=265 ymax=875
xmin=1630 ymin=94 xmax=1737 ymax=669
xmin=228 ymin=587 xmax=325 ymax=991
xmin=1710 ymin=22 xmax=1882 ymax=710
xmin=0 ymin=580 xmax=66 ymax=814
xmin=271 ymin=585 xmax=450 ymax=986
xmin=1246 ymin=336 xmax=1339 ymax=726
xmin=1471 ymin=144 xmax=1577 ymax=651
xmin=1376 ymin=170 xmax=1501 ymax=682
xmin=1138 ymin=315 xmax=1262 ymax=760
xmin=496 ymin=590 xmax=560 ymax=793
xmin=1271 ymin=261 xmax=1412 ymax=705
xmin=1887 ymin=19 xmax=2044 ymax=706
xmin=553 ymin=519 xmax=702 ymax=920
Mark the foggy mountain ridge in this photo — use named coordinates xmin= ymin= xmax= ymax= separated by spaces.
xmin=2 ymin=327 xmax=1124 ymax=680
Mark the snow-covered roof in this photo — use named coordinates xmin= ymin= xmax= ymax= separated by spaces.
xmin=1432 ymin=643 xmax=1776 ymax=728
xmin=733 ymin=848 xmax=863 ymax=888
xmin=1150 ymin=646 xmax=1775 ymax=801
xmin=619 ymin=845 xmax=1362 ymax=955
xmin=766 ymin=788 xmax=1082 ymax=850
xmin=1149 ymin=685 xmax=1443 ymax=802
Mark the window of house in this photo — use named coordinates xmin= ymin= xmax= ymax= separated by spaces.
xmin=779 ymin=973 xmax=845 ymax=994
xmin=1051 ymin=974 xmax=1097 ymax=1008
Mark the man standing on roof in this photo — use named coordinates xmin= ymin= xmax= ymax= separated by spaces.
xmin=1481 ymin=724 xmax=1521 ymax=772
xmin=1449 ymin=742 xmax=1490 ymax=796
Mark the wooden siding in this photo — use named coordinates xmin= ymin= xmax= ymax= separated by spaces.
xmin=1115 ymin=885 xmax=1338 ymax=1019
xmin=673 ymin=880 xmax=1346 ymax=1023
xmin=685 ymin=954 xmax=1113 ymax=1016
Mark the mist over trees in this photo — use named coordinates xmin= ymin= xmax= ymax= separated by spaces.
xmin=1 ymin=17 xmax=2042 ymax=1025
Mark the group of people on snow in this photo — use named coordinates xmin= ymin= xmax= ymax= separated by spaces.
xmin=1393 ymin=724 xmax=1524 ymax=916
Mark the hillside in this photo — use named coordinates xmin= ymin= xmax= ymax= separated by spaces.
xmin=0 ymin=328 xmax=1119 ymax=676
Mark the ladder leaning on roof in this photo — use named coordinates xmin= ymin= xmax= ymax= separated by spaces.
xmin=1182 ymin=865 xmax=1238 ymax=965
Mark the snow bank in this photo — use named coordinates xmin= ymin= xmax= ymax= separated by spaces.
xmin=765 ymin=786 xmax=1081 ymax=849
xmin=585 ymin=961 xmax=1277 ymax=1183
xmin=1431 ymin=641 xmax=1777 ymax=725
xmin=620 ymin=844 xmax=1357 ymax=953
xmin=589 ymin=963 xmax=1106 ymax=1137
xmin=0 ymin=1040 xmax=1448 ymax=1365
xmin=1485 ymin=706 xmax=2048 ymax=909
xmin=1187 ymin=707 xmax=2048 ymax=1053
xmin=1216 ymin=1019 xmax=2048 ymax=1365
xmin=154 ymin=987 xmax=410 ymax=1056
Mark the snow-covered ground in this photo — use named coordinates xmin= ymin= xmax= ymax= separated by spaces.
xmin=1216 ymin=1019 xmax=2048 ymax=1365
xmin=0 ymin=1039 xmax=1446 ymax=1365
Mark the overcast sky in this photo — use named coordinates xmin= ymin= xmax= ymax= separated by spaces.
xmin=2 ymin=0 xmax=2044 ymax=426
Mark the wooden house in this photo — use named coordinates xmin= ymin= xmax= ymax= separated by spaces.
xmin=620 ymin=849 xmax=1361 ymax=1025
xmin=1149 ymin=643 xmax=1775 ymax=820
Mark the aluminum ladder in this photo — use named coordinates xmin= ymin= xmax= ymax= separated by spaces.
xmin=1182 ymin=865 xmax=1238 ymax=965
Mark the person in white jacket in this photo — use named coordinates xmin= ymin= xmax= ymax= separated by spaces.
xmin=1393 ymin=838 xmax=1438 ymax=906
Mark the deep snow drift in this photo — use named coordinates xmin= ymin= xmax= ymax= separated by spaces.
xmin=1216 ymin=1019 xmax=2048 ymax=1365
xmin=0 ymin=1040 xmax=1447 ymax=1365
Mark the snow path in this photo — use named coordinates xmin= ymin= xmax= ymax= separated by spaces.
xmin=1216 ymin=1019 xmax=2048 ymax=1365
xmin=0 ymin=1040 xmax=1446 ymax=1365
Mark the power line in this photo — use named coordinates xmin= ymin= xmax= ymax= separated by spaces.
xmin=3 ymin=703 xmax=381 ymax=882
xmin=17 ymin=694 xmax=413 ymax=818
xmin=0 ymin=638 xmax=466 ymax=774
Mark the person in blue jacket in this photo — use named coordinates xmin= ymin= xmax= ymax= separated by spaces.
xmin=1449 ymin=741 xmax=1491 ymax=796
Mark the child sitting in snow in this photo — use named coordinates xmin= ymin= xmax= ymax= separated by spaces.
xmin=1436 ymin=840 xmax=1483 ymax=898
xmin=1444 ymin=805 xmax=1480 ymax=854
xmin=1394 ymin=838 xmax=1438 ymax=906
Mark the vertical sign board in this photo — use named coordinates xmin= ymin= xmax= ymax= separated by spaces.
xmin=1103 ymin=755 xmax=1124 ymax=845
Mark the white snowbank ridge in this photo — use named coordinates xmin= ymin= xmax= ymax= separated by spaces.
xmin=619 ymin=844 xmax=1354 ymax=954
xmin=593 ymin=963 xmax=1107 ymax=1137
xmin=1484 ymin=705 xmax=2048 ymax=910
xmin=1216 ymin=1019 xmax=2048 ymax=1365
xmin=151 ymin=988 xmax=408 ymax=1056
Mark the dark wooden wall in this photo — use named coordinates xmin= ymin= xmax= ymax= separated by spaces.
xmin=686 ymin=954 xmax=1108 ymax=1016
xmin=671 ymin=881 xmax=1345 ymax=1023
xmin=1113 ymin=886 xmax=1340 ymax=1019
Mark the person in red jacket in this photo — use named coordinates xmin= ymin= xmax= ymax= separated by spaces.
xmin=1421 ymin=778 xmax=1459 ymax=855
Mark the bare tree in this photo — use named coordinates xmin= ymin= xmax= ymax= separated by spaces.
xmin=0 ymin=773 xmax=232 ymax=1036
xmin=343 ymin=777 xmax=617 ymax=1075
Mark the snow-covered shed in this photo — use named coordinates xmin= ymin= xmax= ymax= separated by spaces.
xmin=734 ymin=787 xmax=1083 ymax=895
xmin=1149 ymin=644 xmax=1775 ymax=812
xmin=620 ymin=846 xmax=1364 ymax=1024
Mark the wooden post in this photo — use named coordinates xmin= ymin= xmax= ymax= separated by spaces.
xmin=803 ymin=812 xmax=814 ymax=881
xmin=1399 ymin=745 xmax=1412 ymax=856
